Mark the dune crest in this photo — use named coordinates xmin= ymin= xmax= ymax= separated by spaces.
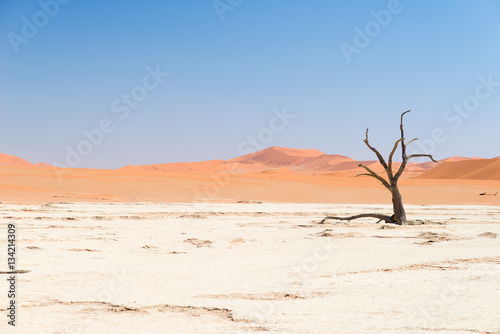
xmin=0 ymin=153 xmax=34 ymax=167
xmin=418 ymin=158 xmax=500 ymax=180
xmin=112 ymin=147 xmax=498 ymax=177
xmin=0 ymin=153 xmax=54 ymax=168
xmin=3 ymin=148 xmax=498 ymax=180
xmin=121 ymin=159 xmax=227 ymax=172
xmin=120 ymin=147 xmax=359 ymax=173
xmin=271 ymin=146 xmax=325 ymax=158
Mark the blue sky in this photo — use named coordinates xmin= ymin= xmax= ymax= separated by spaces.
xmin=1 ymin=0 xmax=500 ymax=168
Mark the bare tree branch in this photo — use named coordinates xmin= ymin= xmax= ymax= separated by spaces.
xmin=363 ymin=128 xmax=388 ymax=171
xmin=406 ymin=138 xmax=418 ymax=146
xmin=358 ymin=163 xmax=391 ymax=190
xmin=399 ymin=109 xmax=411 ymax=158
xmin=387 ymin=138 xmax=404 ymax=179
xmin=355 ymin=173 xmax=390 ymax=186
xmin=407 ymin=154 xmax=438 ymax=163
xmin=320 ymin=213 xmax=394 ymax=224
xmin=394 ymin=162 xmax=407 ymax=181
xmin=393 ymin=110 xmax=411 ymax=181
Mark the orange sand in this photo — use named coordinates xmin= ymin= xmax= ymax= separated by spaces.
xmin=1 ymin=165 xmax=499 ymax=205
xmin=418 ymin=158 xmax=500 ymax=180
xmin=1 ymin=147 xmax=498 ymax=205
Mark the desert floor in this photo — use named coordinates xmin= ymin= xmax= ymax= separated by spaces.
xmin=1 ymin=166 xmax=500 ymax=206
xmin=1 ymin=202 xmax=499 ymax=333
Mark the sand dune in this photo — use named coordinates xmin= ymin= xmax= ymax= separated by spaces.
xmin=5 ymin=147 xmax=487 ymax=177
xmin=0 ymin=153 xmax=33 ymax=167
xmin=259 ymin=167 xmax=297 ymax=174
xmin=1 ymin=148 xmax=499 ymax=205
xmin=441 ymin=156 xmax=482 ymax=162
xmin=263 ymin=146 xmax=325 ymax=158
xmin=119 ymin=147 xmax=357 ymax=173
xmin=33 ymin=162 xmax=55 ymax=168
xmin=118 ymin=146 xmax=436 ymax=174
xmin=230 ymin=147 xmax=337 ymax=166
xmin=121 ymin=159 xmax=227 ymax=172
xmin=0 ymin=153 xmax=53 ymax=168
xmin=418 ymin=158 xmax=500 ymax=180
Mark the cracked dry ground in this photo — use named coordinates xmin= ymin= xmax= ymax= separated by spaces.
xmin=0 ymin=202 xmax=499 ymax=333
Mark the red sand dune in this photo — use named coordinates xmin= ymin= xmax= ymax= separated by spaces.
xmin=0 ymin=153 xmax=54 ymax=168
xmin=229 ymin=147 xmax=354 ymax=171
xmin=441 ymin=156 xmax=482 ymax=162
xmin=117 ymin=147 xmax=492 ymax=179
xmin=2 ymin=148 xmax=497 ymax=179
xmin=121 ymin=159 xmax=227 ymax=172
xmin=0 ymin=148 xmax=499 ymax=205
xmin=33 ymin=162 xmax=55 ymax=168
xmin=418 ymin=158 xmax=500 ymax=180
xmin=119 ymin=146 xmax=356 ymax=173
xmin=259 ymin=167 xmax=297 ymax=174
xmin=0 ymin=153 xmax=33 ymax=167
xmin=120 ymin=147 xmax=360 ymax=174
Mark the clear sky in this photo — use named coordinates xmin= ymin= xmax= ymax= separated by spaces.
xmin=1 ymin=0 xmax=500 ymax=168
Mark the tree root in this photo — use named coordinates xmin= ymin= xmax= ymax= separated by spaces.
xmin=319 ymin=213 xmax=397 ymax=225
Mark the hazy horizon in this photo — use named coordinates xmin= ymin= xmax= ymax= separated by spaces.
xmin=2 ymin=1 xmax=500 ymax=168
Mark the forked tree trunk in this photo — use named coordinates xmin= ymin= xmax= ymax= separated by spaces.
xmin=320 ymin=110 xmax=437 ymax=225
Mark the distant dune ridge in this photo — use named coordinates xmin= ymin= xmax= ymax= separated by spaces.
xmin=119 ymin=147 xmax=353 ymax=173
xmin=227 ymin=147 xmax=355 ymax=172
xmin=0 ymin=153 xmax=32 ymax=167
xmin=119 ymin=147 xmax=499 ymax=179
xmin=0 ymin=153 xmax=53 ymax=168
xmin=0 ymin=147 xmax=499 ymax=204
xmin=1 ymin=147 xmax=498 ymax=180
xmin=418 ymin=158 xmax=500 ymax=180
xmin=119 ymin=146 xmax=434 ymax=175
xmin=120 ymin=159 xmax=227 ymax=172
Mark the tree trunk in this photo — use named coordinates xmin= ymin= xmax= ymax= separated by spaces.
xmin=391 ymin=185 xmax=407 ymax=225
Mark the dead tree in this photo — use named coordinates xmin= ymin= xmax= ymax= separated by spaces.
xmin=320 ymin=110 xmax=437 ymax=225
